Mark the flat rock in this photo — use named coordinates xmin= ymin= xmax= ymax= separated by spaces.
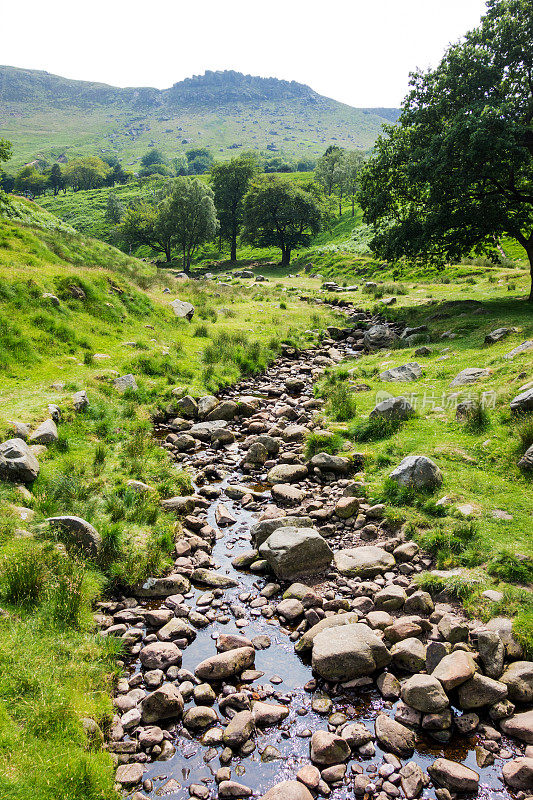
xmin=311 ymin=623 xmax=391 ymax=681
xmin=267 ymin=464 xmax=308 ymax=483
xmin=259 ymin=527 xmax=333 ymax=579
xmin=334 ymin=546 xmax=395 ymax=577
xmin=450 ymin=367 xmax=491 ymax=386
xmin=195 ymin=647 xmax=255 ymax=681
xmin=428 ymin=758 xmax=479 ymax=792
xmin=380 ymin=363 xmax=422 ymax=382
xmin=295 ymin=612 xmax=361 ymax=652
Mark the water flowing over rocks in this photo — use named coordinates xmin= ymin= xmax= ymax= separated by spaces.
xmin=87 ymin=309 xmax=529 ymax=799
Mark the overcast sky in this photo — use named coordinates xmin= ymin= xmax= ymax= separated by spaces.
xmin=3 ymin=0 xmax=487 ymax=107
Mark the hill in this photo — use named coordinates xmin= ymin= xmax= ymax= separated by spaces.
xmin=0 ymin=66 xmax=399 ymax=169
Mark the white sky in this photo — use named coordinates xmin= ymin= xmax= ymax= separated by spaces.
xmin=3 ymin=0 xmax=487 ymax=107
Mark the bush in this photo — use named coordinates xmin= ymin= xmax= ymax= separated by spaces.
xmin=304 ymin=431 xmax=344 ymax=458
xmin=462 ymin=398 xmax=491 ymax=433
xmin=193 ymin=324 xmax=209 ymax=337
xmin=487 ymin=551 xmax=533 ymax=584
xmin=349 ymin=416 xmax=403 ymax=442
xmin=326 ymin=383 xmax=357 ymax=422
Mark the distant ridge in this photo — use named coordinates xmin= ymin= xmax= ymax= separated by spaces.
xmin=0 ymin=65 xmax=400 ymax=168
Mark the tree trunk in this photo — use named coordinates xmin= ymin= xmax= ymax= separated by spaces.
xmin=230 ymin=220 xmax=237 ymax=262
xmin=526 ymin=244 xmax=533 ymax=302
xmin=339 ymin=199 xmax=342 ymax=217
xmin=165 ymin=245 xmax=171 ymax=262
xmin=281 ymin=246 xmax=291 ymax=266
xmin=351 ymin=197 xmax=355 ymax=217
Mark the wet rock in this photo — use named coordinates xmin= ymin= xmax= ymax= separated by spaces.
xmin=399 ymin=762 xmax=425 ymax=799
xmin=195 ymin=647 xmax=255 ymax=681
xmin=115 ymin=762 xmax=145 ymax=787
xmin=192 ymin=568 xmax=238 ymax=588
xmin=375 ymin=714 xmax=415 ymax=756
xmin=390 ymin=638 xmax=426 ymax=672
xmin=139 ymin=642 xmax=182 ymax=671
xmin=47 ymin=515 xmax=101 ymax=557
xmin=502 ymin=757 xmax=533 ymax=789
xmin=141 ymin=683 xmax=184 ymax=723
xmin=0 ymin=438 xmax=40 ymax=482
xmin=334 ymin=546 xmax=396 ymax=577
xmin=223 ymin=710 xmax=255 ymax=748
xmin=401 ymin=675 xmax=448 ymax=713
xmin=312 ymin=623 xmax=391 ymax=681
xmin=295 ymin=613 xmax=361 ymax=652
xmin=217 ymin=634 xmax=255 ymax=652
xmin=432 ymin=651 xmax=477 ymax=691
xmin=267 ymin=463 xmax=308 ymax=483
xmin=251 ymin=516 xmax=314 ymax=547
xmin=259 ymin=527 xmax=333 ymax=579
xmin=389 ymin=456 xmax=442 ymax=490
xmin=135 ymin=574 xmax=190 ymax=597
xmin=296 ymin=764 xmax=321 ymax=790
xmin=340 ymin=722 xmax=373 ymax=748
xmin=252 ymin=701 xmax=289 ymax=726
xmin=261 ymin=781 xmax=314 ymax=800
xmin=219 ymin=780 xmax=253 ymax=798
xmin=427 ymin=759 xmax=479 ymax=792
xmin=309 ymin=452 xmax=352 ymax=474
xmin=455 ymin=712 xmax=479 ymax=734
xmin=501 ymin=710 xmax=533 ymax=743
xmin=157 ymin=618 xmax=195 ymax=642
xmin=184 ymin=705 xmax=218 ymax=730
xmin=457 ymin=674 xmax=508 ymax=709
xmin=310 ymin=731 xmax=351 ymax=765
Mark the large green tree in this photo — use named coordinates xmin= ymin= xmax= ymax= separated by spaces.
xmin=243 ymin=176 xmax=325 ymax=265
xmin=0 ymin=138 xmax=12 ymax=165
xmin=63 ymin=157 xmax=110 ymax=190
xmin=168 ymin=177 xmax=218 ymax=271
xmin=119 ymin=199 xmax=177 ymax=262
xmin=211 ymin=153 xmax=258 ymax=261
xmin=314 ymin=146 xmax=344 ymax=197
xmin=14 ymin=165 xmax=48 ymax=196
xmin=359 ymin=0 xmax=533 ymax=300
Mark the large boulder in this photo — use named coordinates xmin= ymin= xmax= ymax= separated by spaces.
xmin=334 ymin=545 xmax=395 ymax=577
xmin=261 ymin=782 xmax=313 ymax=800
xmin=364 ymin=324 xmax=399 ymax=351
xmin=0 ymin=438 xmax=40 ymax=482
xmin=503 ymin=757 xmax=533 ymax=789
xmin=139 ymin=642 xmax=182 ymax=671
xmin=432 ymin=651 xmax=477 ymax=691
xmin=170 ymin=298 xmax=194 ymax=320
xmin=370 ymin=396 xmax=414 ymax=421
xmin=312 ymin=623 xmax=390 ymax=681
xmin=450 ymin=367 xmax=491 ymax=386
xmin=379 ymin=363 xmax=422 ymax=382
xmin=428 ymin=759 xmax=479 ymax=792
xmin=267 ymin=464 xmax=308 ymax=483
xmin=295 ymin=612 xmax=361 ymax=653
xmin=113 ymin=374 xmax=138 ymax=393
xmin=500 ymin=661 xmax=533 ymax=703
xmin=375 ymin=714 xmax=415 ymax=756
xmin=29 ymin=419 xmax=58 ymax=444
xmin=251 ymin=516 xmax=314 ymax=547
xmin=47 ymin=515 xmax=101 ymax=557
xmin=141 ymin=683 xmax=184 ymax=723
xmin=511 ymin=387 xmax=533 ymax=414
xmin=174 ymin=394 xmax=198 ymax=418
xmin=259 ymin=527 xmax=333 ymax=579
xmin=189 ymin=421 xmax=228 ymax=441
xmin=195 ymin=647 xmax=255 ymax=681
xmin=457 ymin=673 xmax=507 ymax=709
xmin=501 ymin=710 xmax=533 ymax=743
xmin=309 ymin=452 xmax=352 ymax=474
xmin=205 ymin=400 xmax=238 ymax=422
xmin=389 ymin=455 xmax=442 ymax=490
xmin=519 ymin=444 xmax=533 ymax=470
xmin=401 ymin=674 xmax=448 ymax=713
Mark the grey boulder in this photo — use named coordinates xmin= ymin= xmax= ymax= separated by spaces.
xmin=389 ymin=455 xmax=442 ymax=490
xmin=364 ymin=324 xmax=399 ymax=351
xmin=0 ymin=438 xmax=40 ymax=482
xmin=309 ymin=452 xmax=352 ymax=474
xmin=29 ymin=419 xmax=58 ymax=444
xmin=370 ymin=396 xmax=414 ymax=421
xmin=311 ymin=623 xmax=391 ymax=681
xmin=170 ymin=299 xmax=194 ymax=320
xmin=379 ymin=363 xmax=422 ymax=382
xmin=47 ymin=515 xmax=101 ymax=557
xmin=334 ymin=545 xmax=395 ymax=577
xmin=259 ymin=527 xmax=333 ymax=579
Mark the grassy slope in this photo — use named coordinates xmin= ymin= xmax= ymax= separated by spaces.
xmin=0 ymin=197 xmax=340 ymax=800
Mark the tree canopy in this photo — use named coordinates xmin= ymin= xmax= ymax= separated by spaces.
xmin=243 ymin=175 xmax=326 ymax=265
xmin=63 ymin=156 xmax=111 ymax=190
xmin=359 ymin=0 xmax=533 ymax=300
xmin=0 ymin=138 xmax=12 ymax=165
xmin=211 ymin=153 xmax=258 ymax=261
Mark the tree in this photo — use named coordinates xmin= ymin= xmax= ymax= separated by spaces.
xmin=242 ymin=175 xmax=326 ymax=265
xmin=141 ymin=149 xmax=166 ymax=168
xmin=0 ymin=172 xmax=14 ymax=193
xmin=119 ymin=199 xmax=177 ymax=262
xmin=314 ymin=146 xmax=344 ymax=196
xmin=168 ymin=177 xmax=218 ymax=271
xmin=14 ymin=165 xmax=48 ymax=196
xmin=359 ymin=0 xmax=533 ymax=301
xmin=105 ymin=193 xmax=124 ymax=224
xmin=186 ymin=148 xmax=214 ymax=175
xmin=211 ymin=153 xmax=258 ymax=261
xmin=0 ymin=138 xmax=12 ymax=165
xmin=63 ymin=157 xmax=110 ymax=190
xmin=49 ymin=163 xmax=64 ymax=195
xmin=342 ymin=151 xmax=365 ymax=217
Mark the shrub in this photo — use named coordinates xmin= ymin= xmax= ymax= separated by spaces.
xmin=462 ymin=398 xmax=491 ymax=433
xmin=193 ymin=324 xmax=209 ymax=337
xmin=487 ymin=551 xmax=533 ymax=584
xmin=0 ymin=542 xmax=49 ymax=607
xmin=349 ymin=416 xmax=403 ymax=442
xmin=326 ymin=383 xmax=357 ymax=422
xmin=304 ymin=431 xmax=344 ymax=458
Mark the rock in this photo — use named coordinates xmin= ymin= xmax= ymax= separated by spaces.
xmin=161 ymin=495 xmax=195 ymax=514
xmin=47 ymin=515 xmax=101 ymax=557
xmin=312 ymin=623 xmax=391 ymax=681
xmin=500 ymin=661 xmax=533 ymax=702
xmin=276 ymin=598 xmax=305 ymax=621
xmin=219 ymin=780 xmax=253 ymax=798
xmin=375 ymin=714 xmax=415 ymax=756
xmin=223 ymin=710 xmax=255 ymax=748
xmin=477 ymin=630 xmax=505 ymax=678
xmin=206 ymin=400 xmax=238 ymax=422
xmin=139 ymin=642 xmax=181 ymax=671
xmin=295 ymin=612 xmax=361 ymax=652
xmin=72 ymin=390 xmax=88 ymax=411
xmin=519 ymin=444 xmax=533 ymax=470
xmin=0 ymin=438 xmax=40 ymax=482
xmin=115 ymin=762 xmax=145 ymax=787
xmin=391 ymin=638 xmax=426 ymax=672
xmin=309 ymin=453 xmax=352 ymax=474
xmin=29 ymin=419 xmax=58 ymax=444
xmin=501 ymin=710 xmax=533 ymax=743
xmin=505 ymin=341 xmax=533 ymax=360
xmin=310 ymin=731 xmax=351 ymax=765
xmin=267 ymin=464 xmax=308 ymax=483
xmin=184 ymin=706 xmax=218 ymax=730
xmin=261 ymin=782 xmax=314 ymax=800
xmin=450 ymin=368 xmax=491 ymax=386
xmin=252 ymin=516 xmax=314 ymax=547
xmin=377 ymin=671 xmax=401 ymax=698
xmin=457 ymin=673 xmax=508 ymax=708
xmin=335 ymin=496 xmax=359 ymax=519
xmin=296 ymin=764 xmax=321 ymax=790
xmin=401 ymin=675 xmax=449 ymax=713
xmin=511 ymin=387 xmax=533 ymax=414
xmin=340 ymin=722 xmax=373 ymax=748
xmin=364 ymin=324 xmax=399 ymax=351
xmin=503 ymin=757 xmax=533 ymax=789
xmin=246 ymin=442 xmax=269 ymax=465
xmin=380 ymin=363 xmax=423 ymax=382
xmin=170 ymin=299 xmax=194 ymax=320
xmin=195 ymin=647 xmax=255 ymax=681
xmin=141 ymin=683 xmax=184 ymax=723
xmin=259 ymin=527 xmax=333 ymax=579
xmin=252 ymin=701 xmax=289 ymax=727
xmin=197 ymin=395 xmax=219 ymax=418
xmin=484 ymin=327 xmax=511 ymax=344
xmin=485 ymin=617 xmax=523 ymax=658
xmin=432 ymin=651 xmax=477 ymax=691
xmin=404 ymin=590 xmax=434 ymax=615
xmin=135 ymin=574 xmax=190 ymax=597
xmin=272 ymin=483 xmax=304 ymax=504
xmin=174 ymin=394 xmax=198 ymax=418
xmin=389 ymin=456 xmax=442 ymax=490
xmin=192 ymin=568 xmax=238 ymax=588
xmin=334 ymin=546 xmax=396 ymax=577
xmin=400 ymin=762 xmax=425 ymax=799
xmin=42 ymin=292 xmax=60 ymax=306
xmin=437 ymin=614 xmax=469 ymax=644
xmin=428 ymin=759 xmax=479 ymax=792
xmin=370 ymin=396 xmax=414 ymax=421
xmin=283 ymin=583 xmax=321 ymax=607
xmin=113 ymin=374 xmax=138 ymax=392
xmin=375 ymin=585 xmax=406 ymax=611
